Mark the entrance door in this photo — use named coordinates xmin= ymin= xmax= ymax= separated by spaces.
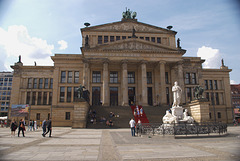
xmin=110 ymin=87 xmax=118 ymax=106
xmin=128 ymin=87 xmax=135 ymax=105
xmin=92 ymin=87 xmax=100 ymax=105
xmin=148 ymin=87 xmax=153 ymax=106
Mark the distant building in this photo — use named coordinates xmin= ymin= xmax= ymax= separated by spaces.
xmin=0 ymin=72 xmax=13 ymax=117
xmin=231 ymin=84 xmax=240 ymax=122
xmin=9 ymin=10 xmax=233 ymax=126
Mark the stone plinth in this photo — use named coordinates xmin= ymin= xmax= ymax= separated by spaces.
xmin=171 ymin=107 xmax=184 ymax=120
xmin=72 ymin=100 xmax=89 ymax=128
xmin=188 ymin=100 xmax=210 ymax=123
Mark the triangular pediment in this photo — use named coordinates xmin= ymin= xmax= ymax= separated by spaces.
xmin=82 ymin=20 xmax=176 ymax=34
xmin=88 ymin=39 xmax=179 ymax=52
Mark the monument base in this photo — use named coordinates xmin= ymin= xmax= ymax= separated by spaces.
xmin=72 ymin=101 xmax=89 ymax=128
xmin=188 ymin=99 xmax=210 ymax=123
xmin=171 ymin=106 xmax=184 ymax=121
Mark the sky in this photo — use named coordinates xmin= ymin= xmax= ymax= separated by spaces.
xmin=0 ymin=0 xmax=240 ymax=84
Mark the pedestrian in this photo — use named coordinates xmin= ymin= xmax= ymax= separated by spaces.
xmin=136 ymin=119 xmax=142 ymax=136
xmin=10 ymin=119 xmax=17 ymax=137
xmin=43 ymin=118 xmax=52 ymax=137
xmin=140 ymin=107 xmax=143 ymax=117
xmin=18 ymin=119 xmax=25 ymax=137
xmin=129 ymin=118 xmax=136 ymax=137
xmin=34 ymin=120 xmax=37 ymax=131
xmin=42 ymin=119 xmax=47 ymax=136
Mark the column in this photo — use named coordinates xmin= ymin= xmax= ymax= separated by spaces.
xmin=121 ymin=60 xmax=128 ymax=106
xmin=154 ymin=66 xmax=160 ymax=106
xmin=103 ymin=60 xmax=109 ymax=106
xmin=160 ymin=61 xmax=167 ymax=105
xmin=177 ymin=61 xmax=185 ymax=104
xmin=141 ymin=61 xmax=148 ymax=106
xmin=83 ymin=59 xmax=89 ymax=90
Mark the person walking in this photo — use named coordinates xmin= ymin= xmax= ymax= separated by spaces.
xmin=129 ymin=118 xmax=136 ymax=137
xmin=42 ymin=119 xmax=47 ymax=136
xmin=18 ymin=119 xmax=25 ymax=137
xmin=10 ymin=119 xmax=17 ymax=137
xmin=43 ymin=118 xmax=52 ymax=137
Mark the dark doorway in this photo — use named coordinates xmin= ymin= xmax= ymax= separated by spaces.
xmin=110 ymin=87 xmax=118 ymax=106
xmin=148 ymin=87 xmax=153 ymax=106
xmin=128 ymin=87 xmax=135 ymax=105
xmin=92 ymin=87 xmax=101 ymax=105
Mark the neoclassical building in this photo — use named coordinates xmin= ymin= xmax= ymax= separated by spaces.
xmin=9 ymin=11 xmax=233 ymax=126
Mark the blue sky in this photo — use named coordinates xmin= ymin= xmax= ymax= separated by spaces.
xmin=0 ymin=0 xmax=240 ymax=84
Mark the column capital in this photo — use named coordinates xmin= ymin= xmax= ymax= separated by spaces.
xmin=82 ymin=58 xmax=89 ymax=64
xmin=103 ymin=58 xmax=109 ymax=64
xmin=159 ymin=60 xmax=166 ymax=65
xmin=140 ymin=60 xmax=148 ymax=65
xmin=177 ymin=60 xmax=184 ymax=66
xmin=121 ymin=59 xmax=128 ymax=65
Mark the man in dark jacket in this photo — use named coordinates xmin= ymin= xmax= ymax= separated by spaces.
xmin=42 ymin=119 xmax=47 ymax=137
xmin=43 ymin=118 xmax=52 ymax=137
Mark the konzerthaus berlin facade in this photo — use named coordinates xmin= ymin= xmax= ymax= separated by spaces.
xmin=9 ymin=12 xmax=233 ymax=126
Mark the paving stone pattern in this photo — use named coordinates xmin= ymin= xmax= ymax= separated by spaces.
xmin=0 ymin=126 xmax=239 ymax=161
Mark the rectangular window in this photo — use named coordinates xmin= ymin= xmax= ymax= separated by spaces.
xmin=39 ymin=78 xmax=43 ymax=89
xmin=68 ymin=71 xmax=73 ymax=83
xmin=60 ymin=87 xmax=65 ymax=102
xmin=74 ymin=87 xmax=78 ymax=101
xmin=128 ymin=72 xmax=135 ymax=84
xmin=33 ymin=78 xmax=37 ymax=89
xmin=151 ymin=37 xmax=155 ymax=42
xmin=122 ymin=36 xmax=126 ymax=40
xmin=28 ymin=78 xmax=33 ymax=89
xmin=32 ymin=92 xmax=36 ymax=105
xmin=44 ymin=78 xmax=49 ymax=88
xmin=92 ymin=71 xmax=101 ymax=83
xmin=209 ymin=80 xmax=213 ymax=90
xmin=209 ymin=112 xmax=212 ymax=119
xmin=65 ymin=112 xmax=71 ymax=120
xmin=104 ymin=36 xmax=108 ymax=43
xmin=36 ymin=113 xmax=40 ymax=120
xmin=185 ymin=73 xmax=190 ymax=84
xmin=50 ymin=78 xmax=53 ymax=89
xmin=187 ymin=87 xmax=192 ymax=101
xmin=116 ymin=36 xmax=120 ymax=41
xmin=26 ymin=92 xmax=30 ymax=104
xmin=214 ymin=80 xmax=218 ymax=90
xmin=43 ymin=92 xmax=47 ymax=105
xmin=205 ymin=80 xmax=208 ymax=90
xmin=61 ymin=71 xmax=66 ymax=83
xmin=217 ymin=112 xmax=221 ymax=118
xmin=110 ymin=36 xmax=114 ymax=42
xmin=140 ymin=37 xmax=144 ymax=39
xmin=67 ymin=87 xmax=72 ymax=102
xmin=98 ymin=36 xmax=102 ymax=44
xmin=49 ymin=92 xmax=52 ymax=105
xmin=74 ymin=71 xmax=79 ymax=83
xmin=128 ymin=36 xmax=131 ymax=38
xmin=37 ymin=92 xmax=42 ymax=105
xmin=165 ymin=72 xmax=169 ymax=84
xmin=157 ymin=37 xmax=161 ymax=43
xmin=110 ymin=72 xmax=118 ymax=83
xmin=215 ymin=93 xmax=219 ymax=105
xmin=145 ymin=37 xmax=149 ymax=41
xmin=211 ymin=92 xmax=214 ymax=105
xmin=192 ymin=73 xmax=196 ymax=84
xmin=206 ymin=92 xmax=209 ymax=101
xmin=147 ymin=72 xmax=152 ymax=84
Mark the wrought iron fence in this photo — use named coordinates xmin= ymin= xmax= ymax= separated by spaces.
xmin=139 ymin=122 xmax=227 ymax=136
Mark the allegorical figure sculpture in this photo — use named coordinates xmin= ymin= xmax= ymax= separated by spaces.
xmin=77 ymin=84 xmax=85 ymax=99
xmin=194 ymin=85 xmax=204 ymax=100
xmin=122 ymin=8 xmax=137 ymax=19
xmin=177 ymin=38 xmax=181 ymax=48
xmin=182 ymin=109 xmax=194 ymax=123
xmin=162 ymin=110 xmax=176 ymax=124
xmin=172 ymin=81 xmax=182 ymax=107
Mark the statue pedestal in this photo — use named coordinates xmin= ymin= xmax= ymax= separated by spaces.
xmin=188 ymin=99 xmax=210 ymax=123
xmin=171 ymin=106 xmax=184 ymax=121
xmin=72 ymin=100 xmax=89 ymax=128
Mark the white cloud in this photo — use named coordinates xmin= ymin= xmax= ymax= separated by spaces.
xmin=0 ymin=25 xmax=54 ymax=70
xmin=58 ymin=40 xmax=68 ymax=50
xmin=197 ymin=46 xmax=221 ymax=68
xmin=230 ymin=80 xmax=238 ymax=84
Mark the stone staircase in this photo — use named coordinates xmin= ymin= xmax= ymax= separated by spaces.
xmin=86 ymin=105 xmax=171 ymax=128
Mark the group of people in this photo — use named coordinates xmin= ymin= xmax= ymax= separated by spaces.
xmin=129 ymin=118 xmax=142 ymax=137
xmin=88 ymin=109 xmax=115 ymax=127
xmin=133 ymin=106 xmax=143 ymax=117
xmin=9 ymin=118 xmax=52 ymax=138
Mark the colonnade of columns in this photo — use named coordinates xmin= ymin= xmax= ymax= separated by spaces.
xmin=82 ymin=59 xmax=184 ymax=106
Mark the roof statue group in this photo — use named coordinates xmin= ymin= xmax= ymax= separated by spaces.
xmin=122 ymin=8 xmax=137 ymax=19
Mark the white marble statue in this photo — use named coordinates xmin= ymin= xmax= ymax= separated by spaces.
xmin=172 ymin=81 xmax=182 ymax=108
xmin=162 ymin=110 xmax=176 ymax=124
xmin=182 ymin=109 xmax=194 ymax=123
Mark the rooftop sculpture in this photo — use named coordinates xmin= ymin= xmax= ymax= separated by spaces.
xmin=122 ymin=8 xmax=137 ymax=19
